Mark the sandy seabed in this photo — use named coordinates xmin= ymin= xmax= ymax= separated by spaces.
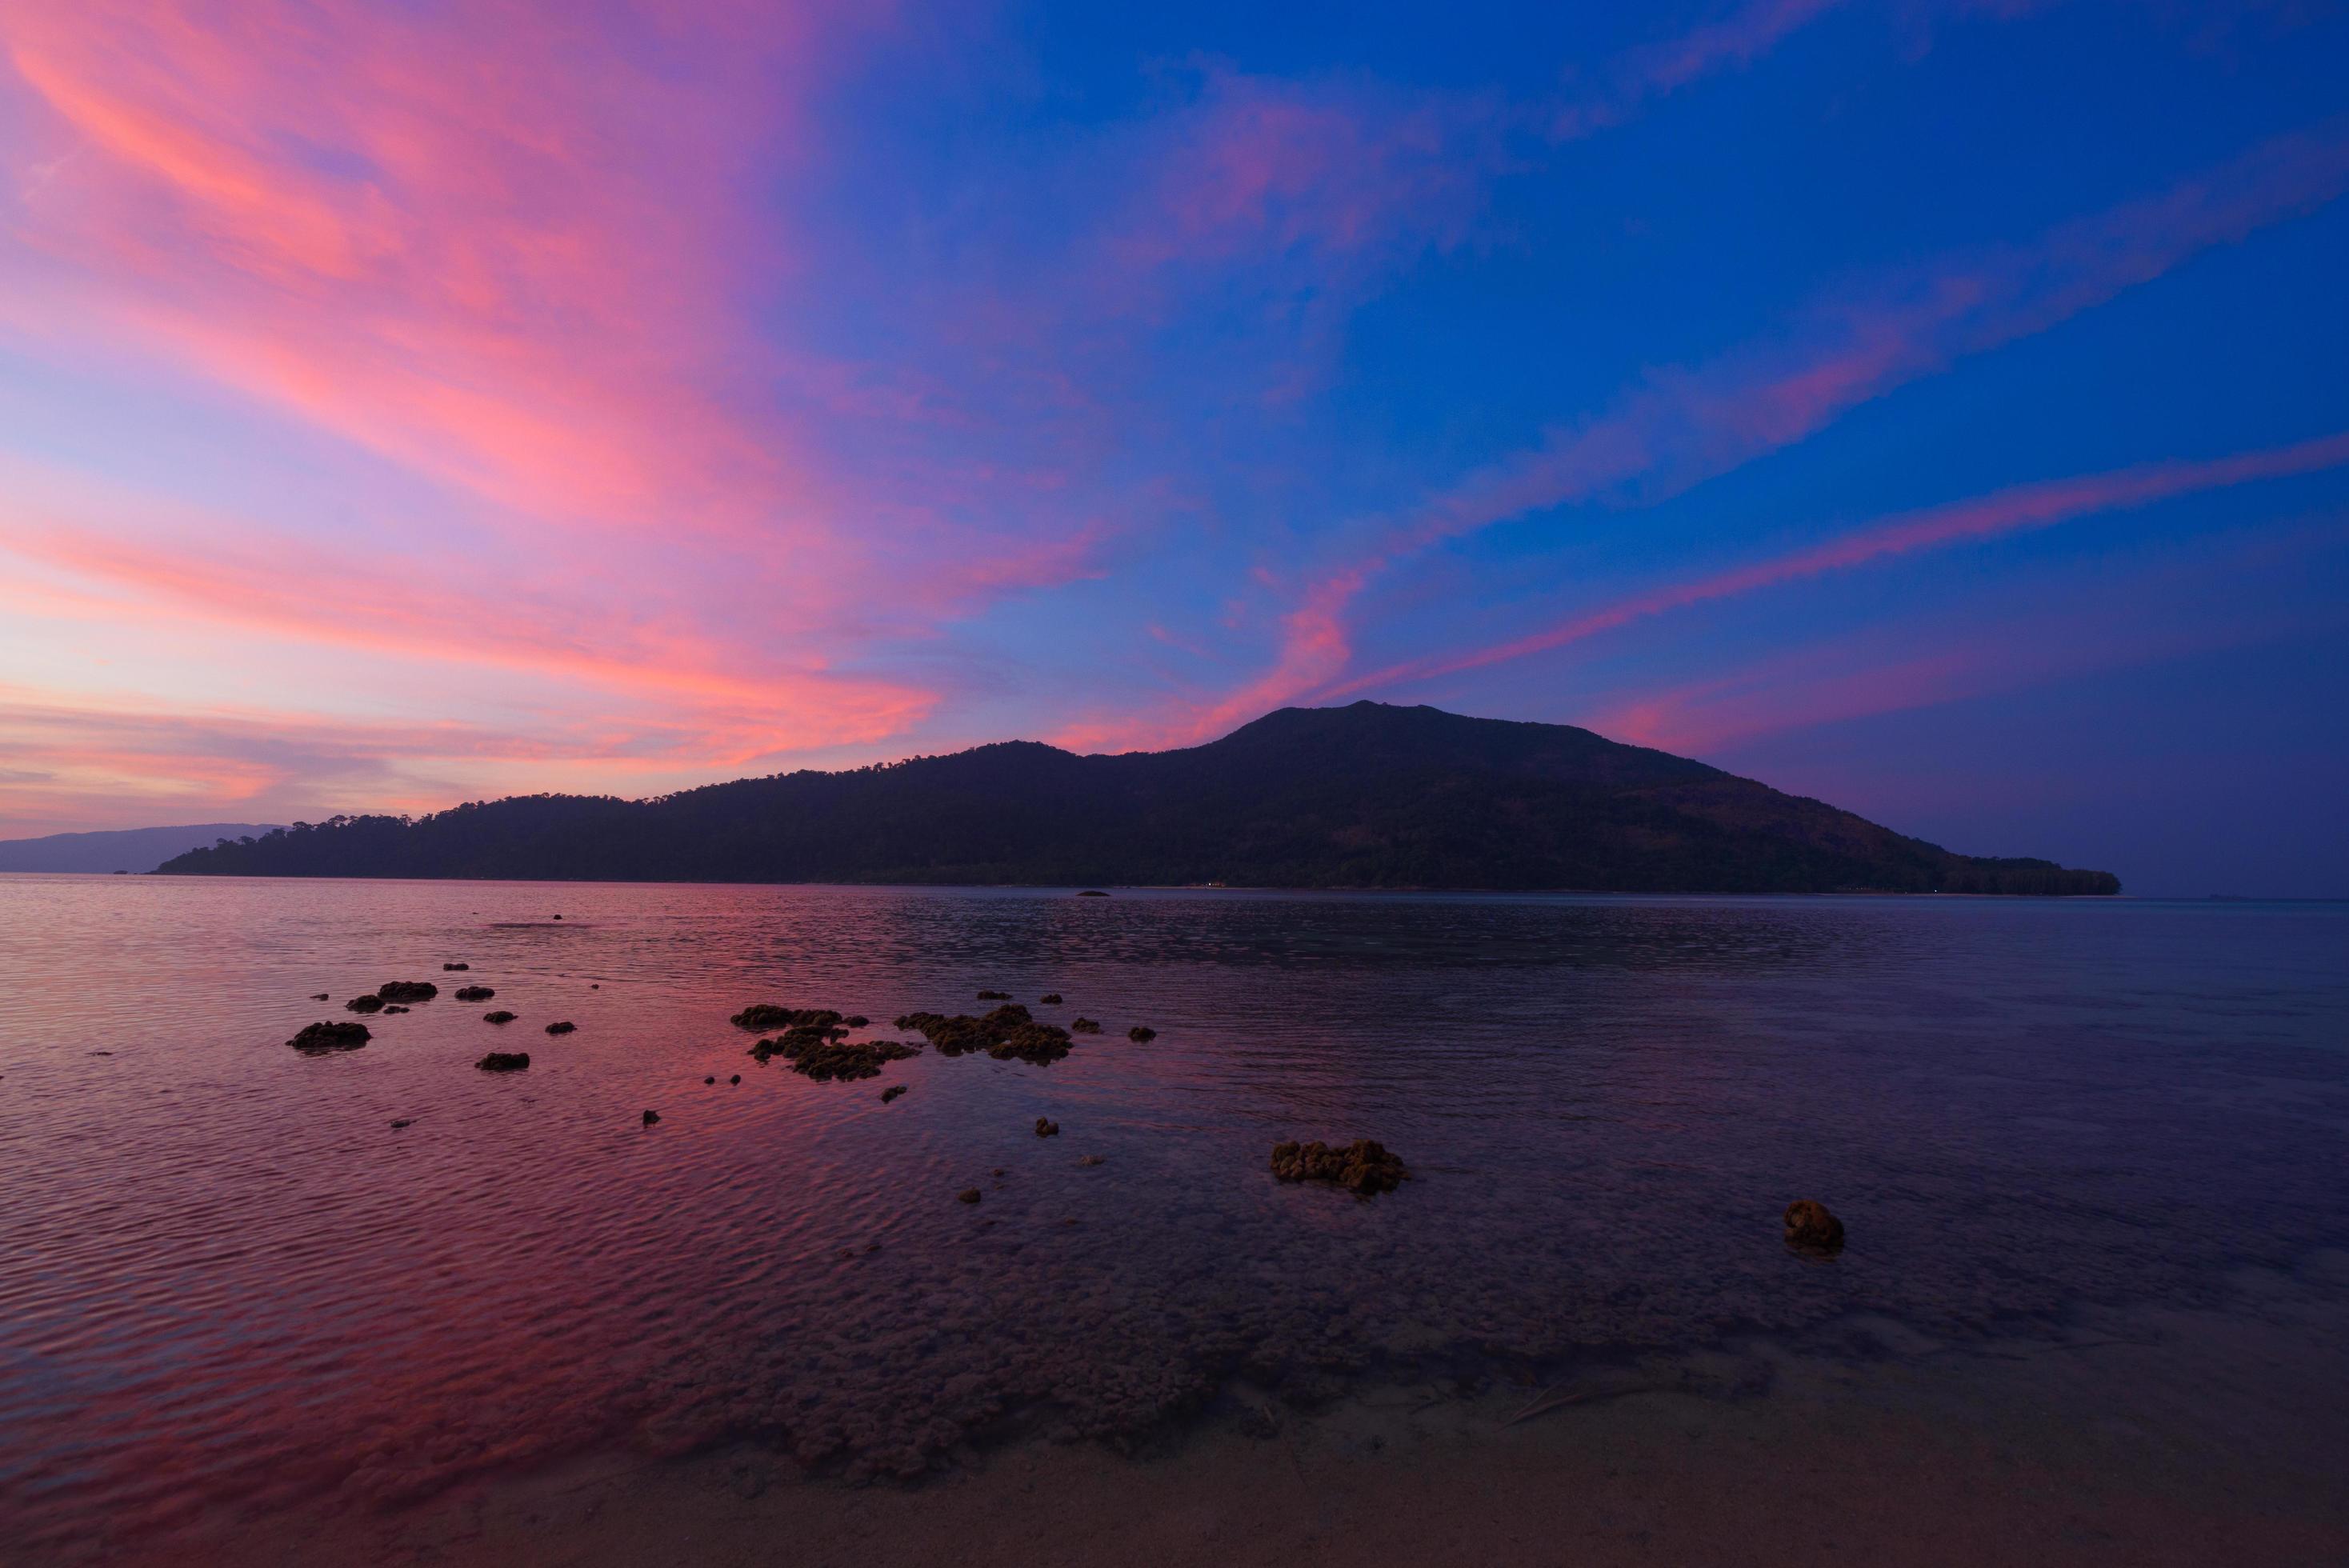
xmin=161 ymin=1257 xmax=2349 ymax=1568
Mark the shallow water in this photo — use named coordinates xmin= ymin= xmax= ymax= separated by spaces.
xmin=2 ymin=876 xmax=2345 ymax=1556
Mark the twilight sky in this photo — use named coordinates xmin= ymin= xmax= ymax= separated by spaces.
xmin=2 ymin=1 xmax=2347 ymax=895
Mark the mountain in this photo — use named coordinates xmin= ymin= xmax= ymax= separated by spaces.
xmin=0 ymin=823 xmax=286 ymax=874
xmin=151 ymin=703 xmax=2119 ymax=894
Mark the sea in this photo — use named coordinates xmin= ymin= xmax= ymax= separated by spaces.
xmin=2 ymin=875 xmax=2345 ymax=1560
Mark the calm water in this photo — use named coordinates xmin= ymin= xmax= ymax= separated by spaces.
xmin=2 ymin=876 xmax=2346 ymax=1555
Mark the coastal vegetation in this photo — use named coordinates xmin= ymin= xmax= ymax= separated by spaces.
xmin=158 ymin=702 xmax=2119 ymax=895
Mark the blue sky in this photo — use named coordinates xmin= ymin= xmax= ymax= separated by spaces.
xmin=2 ymin=0 xmax=2345 ymax=893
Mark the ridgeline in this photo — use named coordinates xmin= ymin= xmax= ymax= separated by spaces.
xmin=156 ymin=702 xmax=2119 ymax=894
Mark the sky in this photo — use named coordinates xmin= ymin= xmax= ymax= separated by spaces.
xmin=2 ymin=0 xmax=2347 ymax=896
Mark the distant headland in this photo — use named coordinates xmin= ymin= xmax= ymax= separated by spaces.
xmin=154 ymin=702 xmax=2119 ymax=895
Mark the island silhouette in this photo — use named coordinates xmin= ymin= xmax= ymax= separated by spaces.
xmin=155 ymin=702 xmax=2118 ymax=894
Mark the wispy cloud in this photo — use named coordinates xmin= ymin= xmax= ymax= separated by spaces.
xmin=1331 ymin=427 xmax=2349 ymax=694
xmin=1104 ymin=120 xmax=2349 ymax=746
xmin=1550 ymin=0 xmax=1849 ymax=141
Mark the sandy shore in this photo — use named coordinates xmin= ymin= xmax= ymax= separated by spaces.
xmin=154 ymin=1258 xmax=2349 ymax=1568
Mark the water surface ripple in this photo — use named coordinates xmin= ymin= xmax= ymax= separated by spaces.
xmin=2 ymin=877 xmax=2345 ymax=1553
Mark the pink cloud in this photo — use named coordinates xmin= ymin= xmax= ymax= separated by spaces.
xmin=1576 ymin=518 xmax=2349 ymax=758
xmin=0 ymin=474 xmax=937 ymax=759
xmin=1108 ymin=70 xmax=1495 ymax=279
xmin=1551 ymin=0 xmax=1850 ymax=140
xmin=0 ymin=682 xmax=781 ymax=835
xmin=1 ymin=1 xmax=867 ymax=534
xmin=1117 ymin=120 xmax=2349 ymax=745
xmin=1333 ymin=427 xmax=2349 ymax=694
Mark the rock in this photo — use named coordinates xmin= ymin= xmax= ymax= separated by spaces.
xmin=442 ymin=962 xmax=470 ymax=971
xmin=1783 ymin=1200 xmax=1845 ymax=1253
xmin=1034 ymin=1117 xmax=1059 ymax=1137
xmin=1127 ymin=1026 xmax=1156 ymax=1042
xmin=310 ymin=993 xmax=330 ymax=1001
xmin=642 ymin=1109 xmax=660 ymax=1126
xmin=390 ymin=1118 xmax=411 ymax=1129
xmin=475 ymin=1051 xmax=530 ymax=1072
xmin=1039 ymin=994 xmax=1062 ymax=1005
xmin=976 ymin=990 xmax=1010 ymax=1001
xmin=345 ymin=994 xmax=385 ymax=1014
xmin=894 ymin=1006 xmax=1073 ymax=1064
xmin=1078 ymin=890 xmax=1109 ymax=897
xmin=957 ymin=1188 xmax=982 ymax=1204
xmin=1269 ymin=1138 xmax=1411 ymax=1196
xmin=1076 ymin=1154 xmax=1106 ymax=1166
xmin=881 ymin=1084 xmax=908 ymax=1103
xmin=729 ymin=1074 xmax=740 ymax=1085
xmin=288 ymin=1020 xmax=370 ymax=1053
xmin=1070 ymin=1017 xmax=1102 ymax=1034
xmin=704 ymin=1075 xmax=715 ymax=1085
xmin=453 ymin=986 xmax=494 ymax=1002
xmin=483 ymin=1010 xmax=517 ymax=1024
xmin=772 ymin=1036 xmax=921 ymax=1082
xmin=544 ymin=1021 xmax=576 ymax=1035
xmin=843 ymin=1015 xmax=869 ymax=1028
xmin=382 ymin=1005 xmax=410 ymax=1014
xmin=377 ymin=981 xmax=438 ymax=1002
xmin=731 ymin=1004 xmax=843 ymax=1033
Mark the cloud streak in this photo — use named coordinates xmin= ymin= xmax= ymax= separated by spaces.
xmin=1331 ymin=427 xmax=2349 ymax=694
xmin=1102 ymin=119 xmax=2349 ymax=746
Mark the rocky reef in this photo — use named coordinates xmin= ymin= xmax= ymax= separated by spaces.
xmin=1783 ymin=1199 xmax=1845 ymax=1254
xmin=894 ymin=1003 xmax=1072 ymax=1064
xmin=1269 ymin=1138 xmax=1411 ymax=1196
xmin=287 ymin=1021 xmax=370 ymax=1053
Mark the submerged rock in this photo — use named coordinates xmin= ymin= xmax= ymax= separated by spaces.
xmin=1070 ymin=1017 xmax=1102 ymax=1034
xmin=1127 ymin=1026 xmax=1156 ymax=1042
xmin=475 ymin=1051 xmax=530 ymax=1072
xmin=483 ymin=1010 xmax=517 ymax=1024
xmin=1034 ymin=1117 xmax=1060 ymax=1137
xmin=288 ymin=1020 xmax=370 ymax=1053
xmin=345 ymin=994 xmax=385 ymax=1014
xmin=1077 ymin=890 xmax=1109 ymax=897
xmin=1039 ymin=993 xmax=1063 ymax=1005
xmin=1076 ymin=1154 xmax=1106 ymax=1166
xmin=642 ymin=1109 xmax=659 ymax=1126
xmin=390 ymin=1118 xmax=411 ymax=1129
xmin=1783 ymin=1199 xmax=1845 ymax=1254
xmin=382 ymin=1005 xmax=410 ymax=1014
xmin=1269 ymin=1138 xmax=1411 ymax=1196
xmin=310 ymin=993 xmax=330 ymax=1001
xmin=704 ymin=1075 xmax=716 ymax=1085
xmin=453 ymin=986 xmax=494 ymax=1002
xmin=976 ymin=990 xmax=1010 ymax=1001
xmin=729 ymin=1074 xmax=740 ymax=1085
xmin=956 ymin=1188 xmax=982 ymax=1204
xmin=545 ymin=1021 xmax=576 ymax=1035
xmin=881 ymin=1084 xmax=908 ymax=1103
xmin=377 ymin=981 xmax=438 ymax=1003
xmin=442 ymin=962 xmax=470 ymax=971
